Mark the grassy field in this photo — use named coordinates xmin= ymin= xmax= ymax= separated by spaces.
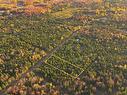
xmin=0 ymin=1 xmax=127 ymax=95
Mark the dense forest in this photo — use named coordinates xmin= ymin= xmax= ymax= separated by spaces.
xmin=0 ymin=0 xmax=127 ymax=95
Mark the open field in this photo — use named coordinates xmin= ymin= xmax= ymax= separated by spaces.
xmin=0 ymin=1 xmax=127 ymax=95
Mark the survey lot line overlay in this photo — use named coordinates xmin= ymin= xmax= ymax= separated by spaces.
xmin=52 ymin=55 xmax=84 ymax=71
xmin=0 ymin=29 xmax=89 ymax=94
xmin=45 ymin=61 xmax=77 ymax=79
xmin=46 ymin=55 xmax=84 ymax=77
